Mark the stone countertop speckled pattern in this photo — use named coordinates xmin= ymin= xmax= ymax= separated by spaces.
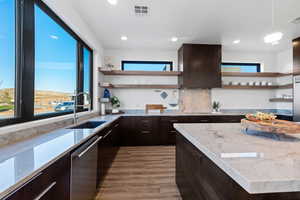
xmin=0 ymin=115 xmax=120 ymax=199
xmin=174 ymin=123 xmax=300 ymax=194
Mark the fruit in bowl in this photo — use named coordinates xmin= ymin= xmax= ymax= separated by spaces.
xmin=245 ymin=112 xmax=277 ymax=122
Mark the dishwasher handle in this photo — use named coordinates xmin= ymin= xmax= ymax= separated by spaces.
xmin=76 ymin=136 xmax=102 ymax=158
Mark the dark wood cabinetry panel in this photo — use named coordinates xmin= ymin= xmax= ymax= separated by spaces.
xmin=4 ymin=154 xmax=70 ymax=200
xmin=119 ymin=115 xmax=244 ymax=146
xmin=97 ymin=121 xmax=120 ymax=187
xmin=119 ymin=116 xmax=160 ymax=146
xmin=176 ymin=133 xmax=300 ymax=200
xmin=293 ymin=37 xmax=300 ymax=74
xmin=178 ymin=44 xmax=222 ymax=88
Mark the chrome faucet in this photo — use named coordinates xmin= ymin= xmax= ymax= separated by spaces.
xmin=73 ymin=91 xmax=91 ymax=124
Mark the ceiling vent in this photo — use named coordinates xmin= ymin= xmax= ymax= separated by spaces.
xmin=291 ymin=17 xmax=300 ymax=24
xmin=134 ymin=5 xmax=149 ymax=16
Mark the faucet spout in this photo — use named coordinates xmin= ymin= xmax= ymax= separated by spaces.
xmin=73 ymin=91 xmax=91 ymax=124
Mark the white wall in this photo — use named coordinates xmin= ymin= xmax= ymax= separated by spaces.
xmin=103 ymin=49 xmax=179 ymax=110
xmin=43 ymin=0 xmax=104 ymax=111
xmin=102 ymin=48 xmax=293 ymax=111
xmin=103 ymin=49 xmax=178 ymax=70
xmin=222 ymin=50 xmax=277 ymax=72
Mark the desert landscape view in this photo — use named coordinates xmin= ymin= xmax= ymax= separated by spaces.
xmin=0 ymin=88 xmax=73 ymax=118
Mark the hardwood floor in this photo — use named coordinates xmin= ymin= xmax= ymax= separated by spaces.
xmin=95 ymin=146 xmax=182 ymax=200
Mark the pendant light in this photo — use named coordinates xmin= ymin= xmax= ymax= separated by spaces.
xmin=264 ymin=0 xmax=283 ymax=45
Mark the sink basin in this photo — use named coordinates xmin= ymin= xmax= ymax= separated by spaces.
xmin=68 ymin=121 xmax=106 ymax=129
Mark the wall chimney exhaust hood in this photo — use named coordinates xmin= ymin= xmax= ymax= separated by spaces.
xmin=178 ymin=44 xmax=222 ymax=89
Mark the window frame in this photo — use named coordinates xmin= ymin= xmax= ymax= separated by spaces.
xmin=0 ymin=0 xmax=94 ymax=127
xmin=121 ymin=60 xmax=173 ymax=71
xmin=221 ymin=62 xmax=261 ymax=72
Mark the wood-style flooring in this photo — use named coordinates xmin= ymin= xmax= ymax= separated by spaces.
xmin=95 ymin=146 xmax=182 ymax=200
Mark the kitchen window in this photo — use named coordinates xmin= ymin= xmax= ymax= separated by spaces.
xmin=0 ymin=0 xmax=93 ymax=127
xmin=0 ymin=0 xmax=16 ymax=122
xmin=221 ymin=63 xmax=261 ymax=72
xmin=122 ymin=61 xmax=173 ymax=71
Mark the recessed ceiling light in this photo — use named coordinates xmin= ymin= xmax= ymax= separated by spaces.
xmin=264 ymin=32 xmax=283 ymax=45
xmin=233 ymin=40 xmax=240 ymax=44
xmin=171 ymin=37 xmax=178 ymax=42
xmin=121 ymin=36 xmax=128 ymax=41
xmin=107 ymin=0 xmax=117 ymax=5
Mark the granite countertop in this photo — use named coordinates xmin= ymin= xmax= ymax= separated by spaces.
xmin=121 ymin=112 xmax=244 ymax=116
xmin=0 ymin=112 xmax=292 ymax=198
xmin=174 ymin=123 xmax=300 ymax=194
xmin=0 ymin=115 xmax=120 ymax=199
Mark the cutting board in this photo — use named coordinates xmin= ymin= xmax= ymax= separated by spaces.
xmin=241 ymin=119 xmax=300 ymax=135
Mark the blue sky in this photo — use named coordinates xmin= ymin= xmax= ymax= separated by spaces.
xmin=0 ymin=0 xmax=15 ymax=89
xmin=0 ymin=1 xmax=91 ymax=93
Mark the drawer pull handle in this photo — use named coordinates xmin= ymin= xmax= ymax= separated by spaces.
xmin=78 ymin=136 xmax=102 ymax=158
xmin=33 ymin=181 xmax=57 ymax=200
xmin=3 ymin=172 xmax=43 ymax=199
xmin=200 ymin=120 xmax=209 ymax=122
xmin=103 ymin=130 xmax=113 ymax=138
xmin=141 ymin=131 xmax=151 ymax=134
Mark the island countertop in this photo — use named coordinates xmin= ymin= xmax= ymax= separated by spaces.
xmin=174 ymin=123 xmax=300 ymax=194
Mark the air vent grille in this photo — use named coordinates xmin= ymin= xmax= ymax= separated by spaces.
xmin=135 ymin=5 xmax=149 ymax=16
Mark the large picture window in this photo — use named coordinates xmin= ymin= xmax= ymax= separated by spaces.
xmin=83 ymin=47 xmax=92 ymax=107
xmin=0 ymin=0 xmax=93 ymax=126
xmin=34 ymin=5 xmax=77 ymax=115
xmin=0 ymin=0 xmax=16 ymax=119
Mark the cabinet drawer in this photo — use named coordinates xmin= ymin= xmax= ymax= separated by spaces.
xmin=4 ymin=155 xmax=70 ymax=200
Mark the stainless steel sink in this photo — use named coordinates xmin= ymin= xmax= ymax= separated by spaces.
xmin=68 ymin=121 xmax=106 ymax=129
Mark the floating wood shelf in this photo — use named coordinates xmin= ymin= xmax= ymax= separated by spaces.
xmin=99 ymin=84 xmax=180 ymax=89
xmin=222 ymin=84 xmax=293 ymax=89
xmin=221 ymin=72 xmax=292 ymax=77
xmin=269 ymin=98 xmax=293 ymax=102
xmin=99 ymin=69 xmax=182 ymax=76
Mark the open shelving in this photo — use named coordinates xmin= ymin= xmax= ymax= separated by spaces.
xmin=99 ymin=84 xmax=180 ymax=89
xmin=221 ymin=83 xmax=293 ymax=89
xmin=269 ymin=98 xmax=293 ymax=102
xmin=99 ymin=83 xmax=293 ymax=90
xmin=221 ymin=72 xmax=293 ymax=77
xmin=99 ymin=69 xmax=182 ymax=76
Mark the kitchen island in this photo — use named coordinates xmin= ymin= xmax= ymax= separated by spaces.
xmin=174 ymin=123 xmax=300 ymax=200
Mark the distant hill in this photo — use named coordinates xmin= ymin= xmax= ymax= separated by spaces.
xmin=0 ymin=88 xmax=72 ymax=102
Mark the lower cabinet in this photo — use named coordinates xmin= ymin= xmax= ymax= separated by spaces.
xmin=119 ymin=116 xmax=160 ymax=146
xmin=97 ymin=121 xmax=120 ymax=187
xmin=176 ymin=133 xmax=300 ymax=200
xmin=119 ymin=115 xmax=244 ymax=146
xmin=4 ymin=154 xmax=70 ymax=200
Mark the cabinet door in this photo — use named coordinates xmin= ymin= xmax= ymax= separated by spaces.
xmin=160 ymin=117 xmax=184 ymax=145
xmin=119 ymin=117 xmax=137 ymax=146
xmin=119 ymin=117 xmax=159 ymax=146
xmin=135 ymin=117 xmax=159 ymax=146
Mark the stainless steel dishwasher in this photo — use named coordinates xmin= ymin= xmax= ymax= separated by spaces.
xmin=71 ymin=136 xmax=102 ymax=200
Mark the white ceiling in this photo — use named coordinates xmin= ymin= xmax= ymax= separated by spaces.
xmin=72 ymin=0 xmax=300 ymax=52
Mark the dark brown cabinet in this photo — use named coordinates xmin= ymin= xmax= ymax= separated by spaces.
xmin=4 ymin=154 xmax=70 ymax=200
xmin=97 ymin=120 xmax=120 ymax=187
xmin=176 ymin=133 xmax=300 ymax=200
xmin=178 ymin=44 xmax=222 ymax=88
xmin=119 ymin=116 xmax=160 ymax=146
xmin=119 ymin=115 xmax=244 ymax=146
xmin=293 ymin=37 xmax=300 ymax=74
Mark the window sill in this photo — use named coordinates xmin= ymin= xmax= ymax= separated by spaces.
xmin=0 ymin=110 xmax=99 ymax=148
